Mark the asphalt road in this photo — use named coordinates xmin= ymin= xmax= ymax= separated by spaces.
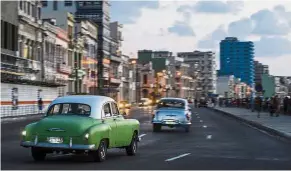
xmin=2 ymin=106 xmax=291 ymax=170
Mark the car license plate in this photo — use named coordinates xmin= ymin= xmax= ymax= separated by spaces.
xmin=47 ymin=137 xmax=63 ymax=143
xmin=165 ymin=121 xmax=175 ymax=124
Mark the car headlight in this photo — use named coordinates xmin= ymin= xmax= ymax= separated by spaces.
xmin=85 ymin=133 xmax=89 ymax=139
xmin=119 ymin=104 xmax=124 ymax=108
xmin=22 ymin=130 xmax=26 ymax=136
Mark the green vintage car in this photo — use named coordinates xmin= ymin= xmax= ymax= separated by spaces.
xmin=20 ymin=95 xmax=140 ymax=162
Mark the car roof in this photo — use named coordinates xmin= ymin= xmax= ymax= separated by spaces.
xmin=160 ymin=97 xmax=188 ymax=102
xmin=47 ymin=95 xmax=116 ymax=119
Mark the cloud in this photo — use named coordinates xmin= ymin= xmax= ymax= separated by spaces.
xmin=251 ymin=9 xmax=290 ymax=36
xmin=168 ymin=21 xmax=195 ymax=37
xmin=110 ymin=1 xmax=159 ymax=24
xmin=227 ymin=18 xmax=253 ymax=39
xmin=177 ymin=1 xmax=244 ymax=14
xmin=198 ymin=25 xmax=227 ymax=49
xmin=254 ymin=37 xmax=291 ymax=57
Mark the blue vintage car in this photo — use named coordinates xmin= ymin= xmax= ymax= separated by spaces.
xmin=151 ymin=97 xmax=192 ymax=132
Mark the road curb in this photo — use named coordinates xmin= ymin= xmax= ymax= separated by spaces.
xmin=210 ymin=108 xmax=291 ymax=142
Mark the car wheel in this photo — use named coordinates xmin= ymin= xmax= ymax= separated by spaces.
xmin=153 ymin=124 xmax=161 ymax=132
xmin=31 ymin=147 xmax=46 ymax=161
xmin=126 ymin=132 xmax=138 ymax=156
xmin=185 ymin=126 xmax=190 ymax=133
xmin=91 ymin=140 xmax=107 ymax=162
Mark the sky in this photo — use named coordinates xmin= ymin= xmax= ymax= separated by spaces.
xmin=110 ymin=0 xmax=291 ymax=76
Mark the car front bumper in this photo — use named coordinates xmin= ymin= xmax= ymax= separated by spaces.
xmin=20 ymin=141 xmax=96 ymax=150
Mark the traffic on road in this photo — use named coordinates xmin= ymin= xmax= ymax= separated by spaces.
xmin=2 ymin=95 xmax=291 ymax=170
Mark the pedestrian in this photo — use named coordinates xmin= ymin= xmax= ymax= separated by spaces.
xmin=194 ymin=99 xmax=198 ymax=108
xmin=274 ymin=95 xmax=280 ymax=117
xmin=283 ymin=96 xmax=288 ymax=114
xmin=38 ymin=98 xmax=43 ymax=114
xmin=255 ymin=95 xmax=262 ymax=118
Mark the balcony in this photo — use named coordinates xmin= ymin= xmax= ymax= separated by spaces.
xmin=110 ymin=55 xmax=122 ymax=63
xmin=57 ymin=63 xmax=72 ymax=75
xmin=110 ymin=78 xmax=121 ymax=84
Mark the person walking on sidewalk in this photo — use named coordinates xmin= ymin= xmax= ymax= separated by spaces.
xmin=255 ymin=95 xmax=262 ymax=118
xmin=269 ymin=97 xmax=275 ymax=117
xmin=274 ymin=95 xmax=280 ymax=117
xmin=283 ymin=96 xmax=289 ymax=114
xmin=38 ymin=98 xmax=43 ymax=114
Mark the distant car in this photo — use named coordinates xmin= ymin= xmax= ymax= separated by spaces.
xmin=152 ymin=97 xmax=192 ymax=132
xmin=20 ymin=95 xmax=140 ymax=162
xmin=198 ymin=99 xmax=208 ymax=107
xmin=139 ymin=98 xmax=152 ymax=106
xmin=118 ymin=100 xmax=132 ymax=109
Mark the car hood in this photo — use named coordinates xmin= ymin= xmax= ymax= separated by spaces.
xmin=33 ymin=115 xmax=98 ymax=136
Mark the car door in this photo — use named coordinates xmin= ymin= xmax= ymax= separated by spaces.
xmin=111 ymin=102 xmax=131 ymax=147
xmin=102 ymin=102 xmax=118 ymax=147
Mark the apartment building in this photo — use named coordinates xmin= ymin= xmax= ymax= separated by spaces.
xmin=254 ymin=60 xmax=269 ymax=86
xmin=178 ymin=51 xmax=217 ymax=99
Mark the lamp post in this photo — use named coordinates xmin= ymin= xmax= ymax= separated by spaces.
xmin=131 ymin=60 xmax=138 ymax=103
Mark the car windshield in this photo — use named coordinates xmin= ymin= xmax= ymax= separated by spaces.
xmin=47 ymin=103 xmax=91 ymax=116
xmin=157 ymin=99 xmax=185 ymax=109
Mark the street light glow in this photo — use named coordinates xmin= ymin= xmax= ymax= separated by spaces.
xmin=131 ymin=60 xmax=136 ymax=64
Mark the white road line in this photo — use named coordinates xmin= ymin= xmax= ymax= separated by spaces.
xmin=203 ymin=125 xmax=207 ymax=128
xmin=200 ymin=120 xmax=203 ymax=122
xmin=206 ymin=135 xmax=212 ymax=139
xmin=165 ymin=153 xmax=191 ymax=162
xmin=139 ymin=134 xmax=146 ymax=138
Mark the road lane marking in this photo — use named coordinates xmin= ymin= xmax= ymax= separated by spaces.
xmin=165 ymin=153 xmax=191 ymax=162
xmin=139 ymin=134 xmax=146 ymax=138
xmin=197 ymin=116 xmax=200 ymax=118
xmin=200 ymin=120 xmax=203 ymax=122
xmin=203 ymin=125 xmax=207 ymax=128
xmin=206 ymin=135 xmax=212 ymax=139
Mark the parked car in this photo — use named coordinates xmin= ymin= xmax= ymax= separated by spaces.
xmin=151 ymin=97 xmax=192 ymax=132
xmin=139 ymin=98 xmax=152 ymax=107
xmin=20 ymin=95 xmax=141 ymax=162
xmin=118 ymin=100 xmax=132 ymax=109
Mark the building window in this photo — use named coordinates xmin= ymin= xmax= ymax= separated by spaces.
xmin=143 ymin=75 xmax=147 ymax=84
xmin=53 ymin=0 xmax=58 ymax=10
xmin=19 ymin=0 xmax=23 ymax=10
xmin=23 ymin=1 xmax=27 ymax=13
xmin=38 ymin=7 xmax=41 ymax=19
xmin=32 ymin=4 xmax=35 ymax=17
xmin=64 ymin=1 xmax=72 ymax=6
xmin=27 ymin=2 xmax=31 ymax=15
xmin=41 ymin=0 xmax=47 ymax=7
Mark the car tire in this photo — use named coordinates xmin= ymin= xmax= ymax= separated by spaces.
xmin=91 ymin=140 xmax=107 ymax=162
xmin=126 ymin=132 xmax=138 ymax=156
xmin=153 ymin=124 xmax=161 ymax=132
xmin=31 ymin=147 xmax=46 ymax=161
xmin=185 ymin=126 xmax=190 ymax=133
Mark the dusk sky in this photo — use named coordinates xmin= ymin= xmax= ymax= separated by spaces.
xmin=110 ymin=0 xmax=291 ymax=76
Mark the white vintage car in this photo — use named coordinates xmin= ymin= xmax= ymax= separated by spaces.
xmin=151 ymin=97 xmax=192 ymax=132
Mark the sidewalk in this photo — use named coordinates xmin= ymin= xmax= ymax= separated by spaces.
xmin=211 ymin=107 xmax=291 ymax=141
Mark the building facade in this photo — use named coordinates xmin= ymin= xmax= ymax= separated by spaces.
xmin=75 ymin=19 xmax=98 ymax=94
xmin=254 ymin=60 xmax=269 ymax=86
xmin=219 ymin=37 xmax=254 ymax=86
xmin=178 ymin=51 xmax=217 ymax=99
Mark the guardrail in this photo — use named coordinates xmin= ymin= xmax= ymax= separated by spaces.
xmin=0 ymin=105 xmax=49 ymax=118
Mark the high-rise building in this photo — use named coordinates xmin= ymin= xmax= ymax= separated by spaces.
xmin=254 ymin=60 xmax=269 ymax=86
xmin=219 ymin=37 xmax=254 ymax=86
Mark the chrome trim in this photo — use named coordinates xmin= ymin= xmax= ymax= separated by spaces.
xmin=47 ymin=128 xmax=66 ymax=132
xmin=21 ymin=141 xmax=96 ymax=150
